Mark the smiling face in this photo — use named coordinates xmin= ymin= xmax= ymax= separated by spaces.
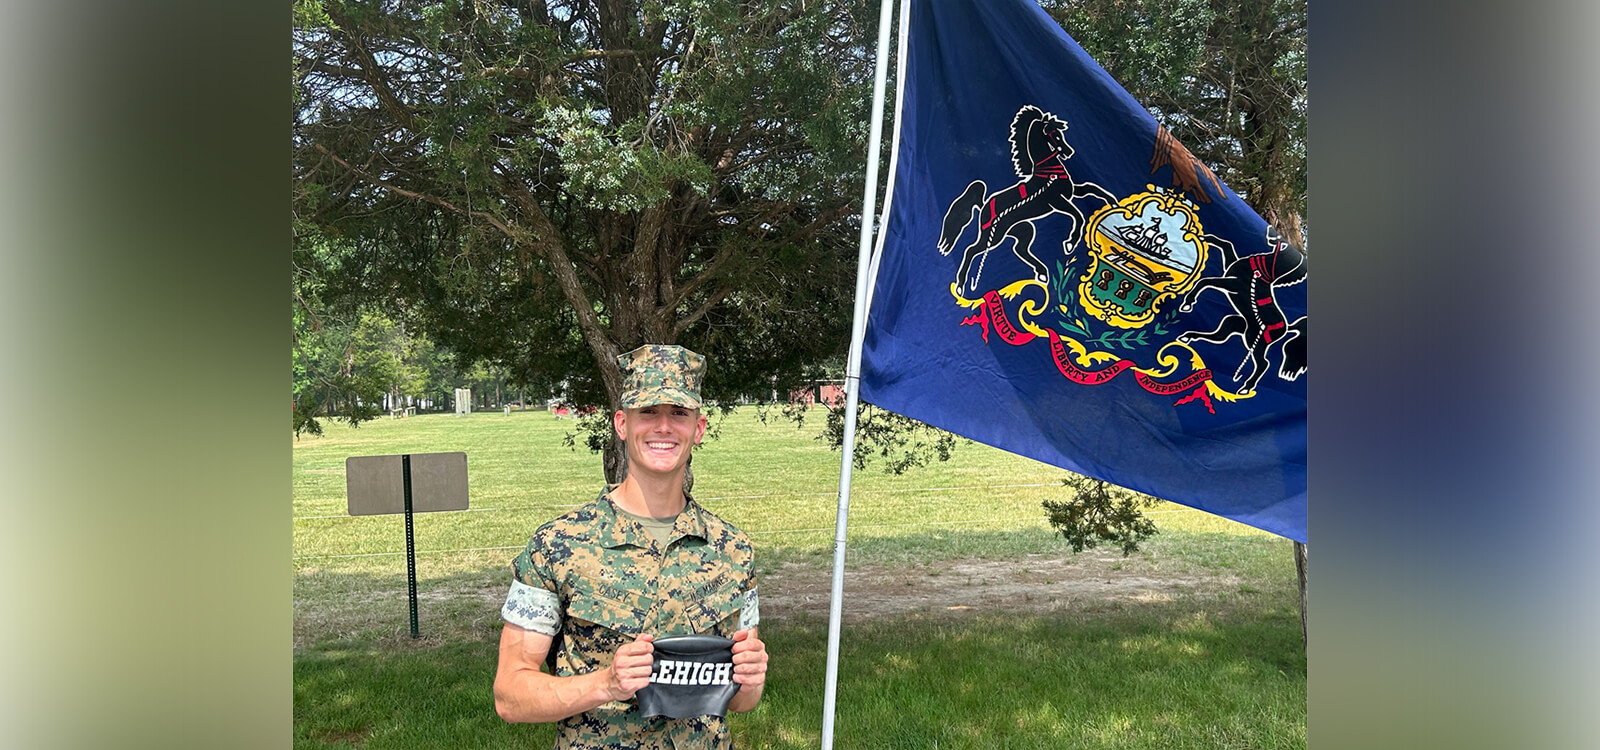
xmin=614 ymin=403 xmax=708 ymax=480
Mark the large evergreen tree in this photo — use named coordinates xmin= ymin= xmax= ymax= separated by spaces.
xmin=294 ymin=0 xmax=877 ymax=475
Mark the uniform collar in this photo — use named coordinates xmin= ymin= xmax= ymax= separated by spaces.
xmin=594 ymin=487 xmax=709 ymax=549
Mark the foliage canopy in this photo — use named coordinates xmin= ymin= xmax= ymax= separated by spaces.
xmin=1047 ymin=0 xmax=1306 ymax=245
xmin=294 ymin=0 xmax=878 ymax=428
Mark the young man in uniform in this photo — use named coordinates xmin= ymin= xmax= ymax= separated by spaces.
xmin=494 ymin=345 xmax=768 ymax=748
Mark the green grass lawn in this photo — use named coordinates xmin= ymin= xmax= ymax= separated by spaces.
xmin=293 ymin=408 xmax=1304 ymax=748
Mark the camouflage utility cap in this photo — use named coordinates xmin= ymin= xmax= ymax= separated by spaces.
xmin=618 ymin=344 xmax=705 ymax=409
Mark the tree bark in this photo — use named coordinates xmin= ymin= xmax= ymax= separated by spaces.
xmin=1294 ymin=541 xmax=1308 ymax=647
xmin=604 ymin=438 xmax=627 ymax=486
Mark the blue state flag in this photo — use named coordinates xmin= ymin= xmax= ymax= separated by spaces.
xmin=860 ymin=0 xmax=1307 ymax=542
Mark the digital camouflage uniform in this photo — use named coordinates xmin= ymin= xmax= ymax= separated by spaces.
xmin=614 ymin=345 xmax=706 ymax=411
xmin=501 ymin=343 xmax=759 ymax=749
xmin=503 ymin=491 xmax=759 ymax=749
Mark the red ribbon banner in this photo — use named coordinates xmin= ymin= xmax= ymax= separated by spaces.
xmin=959 ymin=290 xmax=1037 ymax=346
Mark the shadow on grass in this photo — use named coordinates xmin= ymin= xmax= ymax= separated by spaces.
xmin=294 ymin=639 xmax=554 ymax=749
xmin=295 ymin=605 xmax=1303 ymax=750
xmin=744 ymin=609 xmax=1305 ymax=750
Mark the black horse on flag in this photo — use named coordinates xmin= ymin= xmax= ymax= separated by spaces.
xmin=938 ymin=105 xmax=1116 ymax=291
xmin=1177 ymin=227 xmax=1308 ymax=395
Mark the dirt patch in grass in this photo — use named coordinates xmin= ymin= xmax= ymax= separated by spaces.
xmin=294 ymin=586 xmax=510 ymax=649
xmin=760 ymin=552 xmax=1240 ymax=623
xmin=295 ymin=552 xmax=1244 ymax=648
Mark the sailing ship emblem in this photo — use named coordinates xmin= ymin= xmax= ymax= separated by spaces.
xmin=1076 ymin=186 xmax=1209 ymax=329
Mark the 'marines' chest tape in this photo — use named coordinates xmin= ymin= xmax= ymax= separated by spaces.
xmin=636 ymin=634 xmax=740 ymax=719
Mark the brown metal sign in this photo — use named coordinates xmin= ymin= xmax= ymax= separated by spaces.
xmin=345 ymin=452 xmax=470 ymax=516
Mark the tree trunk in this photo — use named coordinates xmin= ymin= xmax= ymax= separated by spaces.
xmin=1294 ymin=541 xmax=1308 ymax=647
xmin=604 ymin=438 xmax=627 ymax=486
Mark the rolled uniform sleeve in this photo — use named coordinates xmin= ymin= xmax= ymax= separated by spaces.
xmin=738 ymin=587 xmax=759 ymax=631
xmin=737 ymin=549 xmax=759 ymax=631
xmin=502 ymin=542 xmax=562 ymax=636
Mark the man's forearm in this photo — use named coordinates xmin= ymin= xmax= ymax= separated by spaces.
xmin=494 ymin=667 xmax=616 ymax=723
xmin=728 ymin=684 xmax=763 ymax=713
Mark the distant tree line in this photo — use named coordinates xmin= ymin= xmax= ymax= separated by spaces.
xmin=294 ymin=254 xmax=527 ymax=437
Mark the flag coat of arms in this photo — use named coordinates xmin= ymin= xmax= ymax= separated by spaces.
xmin=860 ymin=0 xmax=1307 ymax=542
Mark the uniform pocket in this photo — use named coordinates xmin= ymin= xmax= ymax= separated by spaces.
xmin=565 ymin=584 xmax=649 ymax=632
xmin=563 ymin=585 xmax=651 ymax=664
xmin=679 ymin=580 xmax=745 ymax=636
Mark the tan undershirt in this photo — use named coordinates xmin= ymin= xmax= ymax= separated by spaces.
xmin=615 ymin=505 xmax=680 ymax=546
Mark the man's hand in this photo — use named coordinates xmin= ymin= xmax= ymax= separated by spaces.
xmin=730 ymin=628 xmax=768 ymax=705
xmin=604 ymin=633 xmax=655 ymax=701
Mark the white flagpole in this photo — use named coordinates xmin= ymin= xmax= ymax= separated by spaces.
xmin=820 ymin=0 xmax=905 ymax=747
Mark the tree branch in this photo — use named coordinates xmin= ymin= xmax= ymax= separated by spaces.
xmin=311 ymin=144 xmax=523 ymax=240
xmin=672 ymin=244 xmax=741 ymax=308
xmin=571 ymin=48 xmax=659 ymax=62
xmin=718 ymin=143 xmax=811 ymax=177
xmin=297 ymin=58 xmax=367 ymax=81
xmin=790 ymin=202 xmax=857 ymax=245
xmin=497 ymin=170 xmax=624 ymax=399
xmin=480 ymin=66 xmax=540 ymax=79
xmin=481 ymin=48 xmax=662 ymax=79
xmin=325 ymin=6 xmax=419 ymax=131
xmin=674 ymin=285 xmax=732 ymax=337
